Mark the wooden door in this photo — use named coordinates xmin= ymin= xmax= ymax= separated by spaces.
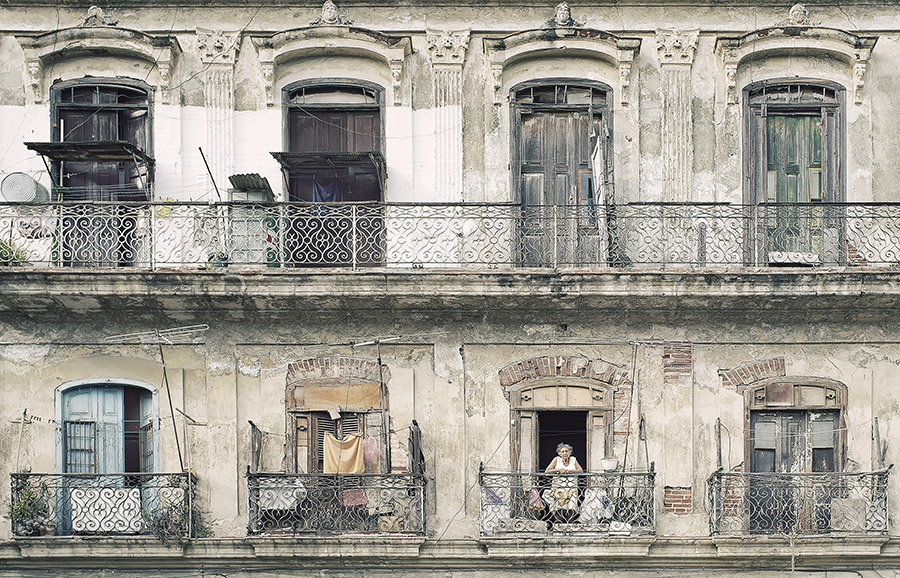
xmin=518 ymin=110 xmax=592 ymax=265
xmin=765 ymin=114 xmax=823 ymax=255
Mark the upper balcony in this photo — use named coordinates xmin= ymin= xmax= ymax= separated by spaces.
xmin=2 ymin=200 xmax=899 ymax=271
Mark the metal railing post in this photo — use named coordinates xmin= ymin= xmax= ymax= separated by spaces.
xmin=351 ymin=204 xmax=358 ymax=270
xmin=553 ymin=207 xmax=559 ymax=269
xmin=149 ymin=204 xmax=156 ymax=271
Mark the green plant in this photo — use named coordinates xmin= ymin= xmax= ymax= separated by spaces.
xmin=9 ymin=489 xmax=49 ymax=536
xmin=143 ymin=504 xmax=212 ymax=545
xmin=0 ymin=238 xmax=27 ymax=265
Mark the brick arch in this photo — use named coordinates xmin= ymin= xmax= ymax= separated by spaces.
xmin=286 ymin=356 xmax=390 ymax=387
xmin=498 ymin=356 xmax=631 ymax=401
xmin=718 ymin=357 xmax=785 ymax=389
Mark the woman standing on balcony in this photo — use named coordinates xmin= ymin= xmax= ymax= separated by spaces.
xmin=543 ymin=443 xmax=583 ymax=522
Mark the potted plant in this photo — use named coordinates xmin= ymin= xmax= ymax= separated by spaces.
xmin=9 ymin=489 xmax=50 ymax=536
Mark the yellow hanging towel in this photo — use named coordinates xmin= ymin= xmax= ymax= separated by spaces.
xmin=323 ymin=432 xmax=364 ymax=474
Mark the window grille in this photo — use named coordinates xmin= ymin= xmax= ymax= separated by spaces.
xmin=65 ymin=420 xmax=97 ymax=474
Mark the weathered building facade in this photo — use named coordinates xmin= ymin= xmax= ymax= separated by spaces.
xmin=1 ymin=0 xmax=899 ymax=576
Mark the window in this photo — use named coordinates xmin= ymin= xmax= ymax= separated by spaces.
xmin=285 ymin=370 xmax=389 ymax=474
xmin=24 ymin=80 xmax=154 ymax=267
xmin=278 ymin=81 xmax=383 ymax=203
xmin=291 ymin=410 xmax=387 ymax=473
xmin=61 ymin=384 xmax=155 ymax=474
xmin=512 ymin=81 xmax=611 ymax=266
xmin=273 ymin=80 xmax=386 ymax=266
xmin=745 ymin=379 xmax=846 ymax=533
xmin=746 ymin=82 xmax=844 ymax=263
xmin=50 ymin=81 xmax=153 ymax=201
xmin=511 ymin=383 xmax=612 ymax=473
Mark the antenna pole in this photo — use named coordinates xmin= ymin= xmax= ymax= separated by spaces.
xmin=158 ymin=330 xmax=185 ymax=472
xmin=199 ymin=147 xmax=222 ymax=202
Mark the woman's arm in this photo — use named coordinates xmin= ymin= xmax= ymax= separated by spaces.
xmin=572 ymin=458 xmax=584 ymax=472
xmin=544 ymin=457 xmax=559 ymax=473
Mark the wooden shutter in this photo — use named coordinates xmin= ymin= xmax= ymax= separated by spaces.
xmin=587 ymin=411 xmax=608 ymax=472
xmin=516 ymin=411 xmax=537 ymax=472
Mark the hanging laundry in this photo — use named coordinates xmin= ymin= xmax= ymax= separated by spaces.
xmin=363 ymin=435 xmax=381 ymax=473
xmin=323 ymin=432 xmax=364 ymax=474
xmin=313 ymin=176 xmax=340 ymax=203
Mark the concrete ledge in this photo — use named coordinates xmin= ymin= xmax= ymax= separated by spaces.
xmin=2 ymin=268 xmax=900 ymax=316
xmin=5 ymin=535 xmax=897 ymax=570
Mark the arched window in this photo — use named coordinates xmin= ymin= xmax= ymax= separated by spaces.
xmin=47 ymin=79 xmax=153 ymax=202
xmin=510 ymin=381 xmax=613 ymax=473
xmin=60 ymin=382 xmax=156 ymax=474
xmin=284 ymin=357 xmax=390 ymax=474
xmin=279 ymin=80 xmax=384 ymax=203
xmin=512 ymin=81 xmax=612 ymax=266
xmin=745 ymin=81 xmax=845 ymax=264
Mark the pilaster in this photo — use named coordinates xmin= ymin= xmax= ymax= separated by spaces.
xmin=197 ymin=28 xmax=241 ymax=191
xmin=657 ymin=29 xmax=698 ymax=203
xmin=427 ymin=29 xmax=469 ymax=200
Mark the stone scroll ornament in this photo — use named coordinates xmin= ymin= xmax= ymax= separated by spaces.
xmin=310 ymin=0 xmax=352 ymax=26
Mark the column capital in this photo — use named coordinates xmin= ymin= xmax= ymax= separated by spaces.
xmin=197 ymin=28 xmax=241 ymax=66
xmin=656 ymin=28 xmax=699 ymax=66
xmin=426 ymin=29 xmax=470 ymax=66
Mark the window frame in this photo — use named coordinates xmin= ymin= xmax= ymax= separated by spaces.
xmin=281 ymin=78 xmax=385 ymax=155
xmin=48 ymin=78 xmax=155 ymax=201
xmin=743 ymin=79 xmax=845 ymax=206
xmin=743 ymin=376 xmax=847 ymax=474
xmin=55 ymin=379 xmax=158 ymax=475
xmin=508 ymin=380 xmax=614 ymax=473
xmin=50 ymin=78 xmax=154 ymax=156
xmin=509 ymin=78 xmax=613 ymax=206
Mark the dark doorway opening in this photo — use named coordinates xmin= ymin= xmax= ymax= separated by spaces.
xmin=538 ymin=410 xmax=587 ymax=471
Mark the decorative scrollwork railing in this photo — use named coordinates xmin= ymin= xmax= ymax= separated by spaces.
xmin=9 ymin=472 xmax=191 ymax=538
xmin=2 ymin=201 xmax=900 ymax=269
xmin=247 ymin=472 xmax=426 ymax=535
xmin=707 ymin=468 xmax=892 ymax=535
xmin=479 ymin=471 xmax=655 ymax=536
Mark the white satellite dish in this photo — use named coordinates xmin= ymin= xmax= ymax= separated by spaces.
xmin=0 ymin=172 xmax=50 ymax=203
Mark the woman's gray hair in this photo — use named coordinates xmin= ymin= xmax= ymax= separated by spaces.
xmin=556 ymin=443 xmax=573 ymax=453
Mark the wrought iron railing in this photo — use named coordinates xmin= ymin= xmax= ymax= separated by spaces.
xmin=9 ymin=472 xmax=192 ymax=538
xmin=247 ymin=472 xmax=426 ymax=535
xmin=2 ymin=201 xmax=900 ymax=269
xmin=707 ymin=468 xmax=892 ymax=535
xmin=479 ymin=470 xmax=655 ymax=535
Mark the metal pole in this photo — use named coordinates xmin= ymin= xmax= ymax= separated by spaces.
xmin=15 ymin=409 xmax=26 ymax=473
xmin=715 ymin=418 xmax=722 ymax=469
xmin=157 ymin=332 xmax=185 ymax=473
xmin=198 ymin=147 xmax=221 ymax=202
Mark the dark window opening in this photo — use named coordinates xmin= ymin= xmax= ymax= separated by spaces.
xmin=52 ymin=82 xmax=153 ymax=202
xmin=537 ymin=410 xmax=587 ymax=472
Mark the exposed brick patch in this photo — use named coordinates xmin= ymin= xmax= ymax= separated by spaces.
xmin=498 ymin=356 xmax=632 ymax=391
xmin=718 ymin=357 xmax=785 ymax=389
xmin=664 ymin=486 xmax=693 ymax=515
xmin=287 ymin=356 xmax=390 ymax=386
xmin=847 ymin=242 xmax=866 ymax=267
xmin=663 ymin=343 xmax=692 ymax=385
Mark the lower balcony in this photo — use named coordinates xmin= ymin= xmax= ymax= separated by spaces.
xmin=707 ymin=468 xmax=892 ymax=535
xmin=479 ymin=470 xmax=656 ymax=536
xmin=9 ymin=472 xmax=192 ymax=538
xmin=2 ymin=201 xmax=899 ymax=269
xmin=247 ymin=472 xmax=426 ymax=536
